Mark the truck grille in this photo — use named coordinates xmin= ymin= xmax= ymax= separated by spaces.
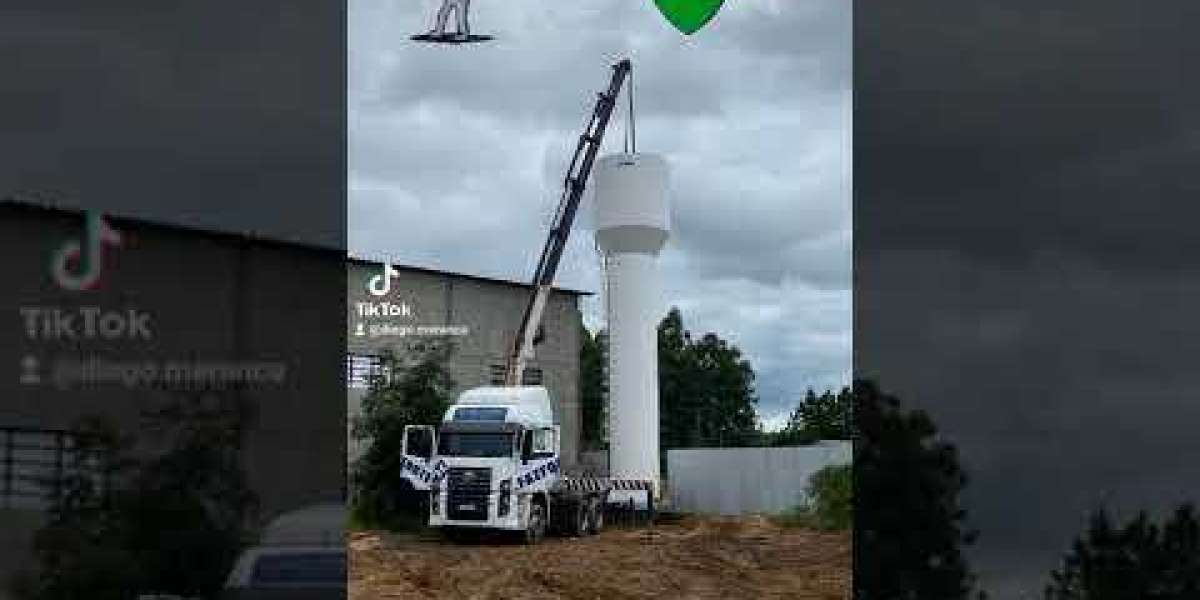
xmin=446 ymin=467 xmax=491 ymax=521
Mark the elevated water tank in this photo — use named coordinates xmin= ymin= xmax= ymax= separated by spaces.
xmin=593 ymin=152 xmax=670 ymax=500
xmin=594 ymin=153 xmax=670 ymax=255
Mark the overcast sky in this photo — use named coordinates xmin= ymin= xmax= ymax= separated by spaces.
xmin=857 ymin=2 xmax=1200 ymax=596
xmin=349 ymin=0 xmax=851 ymax=429
xmin=1 ymin=3 xmax=344 ymax=247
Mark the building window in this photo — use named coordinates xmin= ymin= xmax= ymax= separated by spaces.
xmin=486 ymin=365 xmax=542 ymax=386
xmin=347 ymin=354 xmax=385 ymax=389
xmin=488 ymin=364 xmax=507 ymax=386
xmin=522 ymin=368 xmax=543 ymax=386
xmin=1 ymin=428 xmax=103 ymax=510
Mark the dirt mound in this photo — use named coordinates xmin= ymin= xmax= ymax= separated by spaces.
xmin=349 ymin=517 xmax=849 ymax=600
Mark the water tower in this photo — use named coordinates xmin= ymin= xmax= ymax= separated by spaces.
xmin=593 ymin=152 xmax=670 ymax=501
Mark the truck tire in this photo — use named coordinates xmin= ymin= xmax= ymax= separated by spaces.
xmin=587 ymin=497 xmax=603 ymax=535
xmin=523 ymin=502 xmax=546 ymax=545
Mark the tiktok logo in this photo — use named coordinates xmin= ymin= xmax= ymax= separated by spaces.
xmin=367 ymin=262 xmax=400 ymax=297
xmin=50 ymin=211 xmax=122 ymax=291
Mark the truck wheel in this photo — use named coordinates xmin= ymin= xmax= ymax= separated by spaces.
xmin=587 ymin=498 xmax=604 ymax=535
xmin=524 ymin=502 xmax=546 ymax=545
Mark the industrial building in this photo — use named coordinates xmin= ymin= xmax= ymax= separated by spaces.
xmin=0 ymin=200 xmax=345 ymax=591
xmin=345 ymin=259 xmax=589 ymax=470
xmin=0 ymin=199 xmax=589 ymax=593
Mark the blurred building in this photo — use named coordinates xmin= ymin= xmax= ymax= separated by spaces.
xmin=345 ymin=260 xmax=589 ymax=471
xmin=0 ymin=200 xmax=588 ymax=594
xmin=0 ymin=200 xmax=347 ymax=591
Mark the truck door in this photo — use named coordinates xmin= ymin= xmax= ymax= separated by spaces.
xmin=400 ymin=425 xmax=443 ymax=490
xmin=521 ymin=428 xmax=555 ymax=463
xmin=516 ymin=427 xmax=561 ymax=491
xmin=533 ymin=427 xmax=556 ymax=460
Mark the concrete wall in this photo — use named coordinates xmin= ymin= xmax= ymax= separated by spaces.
xmin=345 ymin=261 xmax=585 ymax=468
xmin=666 ymin=442 xmax=852 ymax=516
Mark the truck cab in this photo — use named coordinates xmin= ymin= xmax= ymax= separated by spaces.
xmin=400 ymin=386 xmax=605 ymax=543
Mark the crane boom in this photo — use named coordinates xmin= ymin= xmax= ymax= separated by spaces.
xmin=505 ymin=59 xmax=632 ymax=386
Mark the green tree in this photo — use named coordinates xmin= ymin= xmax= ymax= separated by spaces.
xmin=855 ymin=379 xmax=982 ymax=599
xmin=688 ymin=331 xmax=759 ymax=446
xmin=657 ymin=308 xmax=693 ymax=453
xmin=124 ymin=394 xmax=258 ymax=595
xmin=1044 ymin=504 xmax=1200 ymax=599
xmin=777 ymin=463 xmax=854 ymax=531
xmin=579 ymin=322 xmax=607 ymax=450
xmin=658 ymin=307 xmax=760 ymax=456
xmin=12 ymin=394 xmax=258 ymax=600
xmin=774 ymin=386 xmax=855 ymax=445
xmin=808 ymin=463 xmax=853 ymax=530
xmin=350 ymin=342 xmax=456 ymax=527
xmin=579 ymin=309 xmax=761 ymax=464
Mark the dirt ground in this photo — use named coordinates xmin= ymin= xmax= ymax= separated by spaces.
xmin=349 ymin=515 xmax=849 ymax=600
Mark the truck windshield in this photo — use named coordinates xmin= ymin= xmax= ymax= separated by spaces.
xmin=437 ymin=433 xmax=514 ymax=458
xmin=453 ymin=407 xmax=508 ymax=421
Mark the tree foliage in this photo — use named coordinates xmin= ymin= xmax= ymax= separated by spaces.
xmin=771 ymin=387 xmax=855 ymax=445
xmin=12 ymin=394 xmax=258 ymax=600
xmin=350 ymin=342 xmax=456 ymax=527
xmin=1044 ymin=504 xmax=1200 ymax=599
xmin=855 ymin=379 xmax=982 ymax=599
xmin=579 ymin=308 xmax=761 ymax=457
xmin=808 ymin=463 xmax=853 ymax=530
xmin=777 ymin=463 xmax=854 ymax=531
xmin=658 ymin=307 xmax=760 ymax=452
xmin=579 ymin=322 xmax=607 ymax=450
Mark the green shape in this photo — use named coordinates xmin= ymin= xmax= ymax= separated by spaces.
xmin=654 ymin=0 xmax=726 ymax=35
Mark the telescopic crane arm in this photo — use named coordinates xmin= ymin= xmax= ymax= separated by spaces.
xmin=505 ymin=59 xmax=632 ymax=386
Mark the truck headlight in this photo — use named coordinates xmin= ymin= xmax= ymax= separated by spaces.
xmin=498 ymin=479 xmax=512 ymax=517
xmin=430 ymin=488 xmax=441 ymax=515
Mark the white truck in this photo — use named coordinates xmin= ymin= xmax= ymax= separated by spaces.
xmin=400 ymin=386 xmax=633 ymax=543
xmin=396 ymin=59 xmax=653 ymax=543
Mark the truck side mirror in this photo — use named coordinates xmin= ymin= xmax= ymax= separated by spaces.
xmin=404 ymin=426 xmax=434 ymax=460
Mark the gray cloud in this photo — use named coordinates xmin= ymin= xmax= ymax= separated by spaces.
xmin=351 ymin=0 xmax=851 ymax=423
xmin=1 ymin=2 xmax=345 ymax=247
xmin=857 ymin=2 xmax=1200 ymax=596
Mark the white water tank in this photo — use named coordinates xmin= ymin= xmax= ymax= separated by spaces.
xmin=593 ymin=153 xmax=670 ymax=500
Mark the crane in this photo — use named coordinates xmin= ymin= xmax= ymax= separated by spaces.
xmin=504 ymin=58 xmax=632 ymax=386
xmin=399 ymin=68 xmax=650 ymax=538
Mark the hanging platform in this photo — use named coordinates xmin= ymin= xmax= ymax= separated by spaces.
xmin=410 ymin=33 xmax=494 ymax=44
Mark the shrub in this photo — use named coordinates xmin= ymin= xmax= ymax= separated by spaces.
xmin=350 ymin=344 xmax=454 ymax=530
xmin=808 ymin=463 xmax=852 ymax=530
xmin=775 ymin=463 xmax=853 ymax=530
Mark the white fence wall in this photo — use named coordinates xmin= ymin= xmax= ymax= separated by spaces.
xmin=666 ymin=442 xmax=852 ymax=515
